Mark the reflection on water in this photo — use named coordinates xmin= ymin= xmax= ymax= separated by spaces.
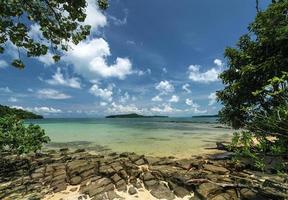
xmin=26 ymin=117 xmax=233 ymax=158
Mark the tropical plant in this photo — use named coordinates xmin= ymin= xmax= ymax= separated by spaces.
xmin=0 ymin=115 xmax=50 ymax=155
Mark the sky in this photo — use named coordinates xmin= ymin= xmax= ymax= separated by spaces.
xmin=0 ymin=0 xmax=270 ymax=117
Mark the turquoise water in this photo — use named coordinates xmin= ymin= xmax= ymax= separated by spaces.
xmin=27 ymin=117 xmax=233 ymax=158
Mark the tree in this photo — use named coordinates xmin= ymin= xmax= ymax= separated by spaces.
xmin=0 ymin=115 xmax=50 ymax=155
xmin=217 ymin=0 xmax=288 ymax=129
xmin=217 ymin=0 xmax=288 ymax=171
xmin=0 ymin=0 xmax=108 ymax=68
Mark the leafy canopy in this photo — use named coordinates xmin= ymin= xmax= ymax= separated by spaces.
xmin=217 ymin=0 xmax=288 ymax=129
xmin=0 ymin=0 xmax=108 ymax=69
xmin=0 ymin=115 xmax=50 ymax=155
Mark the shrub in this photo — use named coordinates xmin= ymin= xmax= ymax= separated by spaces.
xmin=0 ymin=115 xmax=50 ymax=155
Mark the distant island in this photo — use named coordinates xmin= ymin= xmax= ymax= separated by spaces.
xmin=192 ymin=114 xmax=219 ymax=118
xmin=106 ymin=113 xmax=168 ymax=118
xmin=0 ymin=104 xmax=43 ymax=119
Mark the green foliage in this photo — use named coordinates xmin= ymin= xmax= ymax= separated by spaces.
xmin=217 ymin=0 xmax=288 ymax=129
xmin=0 ymin=115 xmax=50 ymax=155
xmin=0 ymin=104 xmax=43 ymax=119
xmin=218 ymin=0 xmax=288 ymax=171
xmin=0 ymin=0 xmax=108 ymax=68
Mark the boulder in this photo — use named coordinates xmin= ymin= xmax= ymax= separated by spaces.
xmin=70 ymin=176 xmax=82 ymax=185
xmin=128 ymin=186 xmax=138 ymax=195
xmin=150 ymin=183 xmax=175 ymax=200
xmin=196 ymin=183 xmax=222 ymax=199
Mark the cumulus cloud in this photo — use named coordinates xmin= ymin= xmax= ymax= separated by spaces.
xmin=155 ymin=81 xmax=174 ymax=95
xmin=37 ymin=89 xmax=71 ymax=99
xmin=208 ymin=92 xmax=217 ymax=106
xmin=45 ymin=68 xmax=81 ymax=89
xmin=64 ymin=38 xmax=133 ymax=80
xmin=8 ymin=97 xmax=18 ymax=102
xmin=169 ymin=95 xmax=179 ymax=103
xmin=12 ymin=106 xmax=62 ymax=114
xmin=0 ymin=87 xmax=12 ymax=93
xmin=185 ymin=98 xmax=199 ymax=108
xmin=0 ymin=60 xmax=8 ymax=69
xmin=151 ymin=95 xmax=162 ymax=102
xmin=84 ymin=0 xmax=107 ymax=31
xmin=107 ymin=102 xmax=144 ymax=114
xmin=89 ymin=84 xmax=113 ymax=102
xmin=151 ymin=104 xmax=180 ymax=113
xmin=182 ymin=83 xmax=191 ymax=93
xmin=119 ymin=92 xmax=130 ymax=103
xmin=214 ymin=59 xmax=224 ymax=67
xmin=188 ymin=59 xmax=223 ymax=83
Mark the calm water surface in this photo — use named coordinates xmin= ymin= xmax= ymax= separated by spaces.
xmin=26 ymin=117 xmax=233 ymax=158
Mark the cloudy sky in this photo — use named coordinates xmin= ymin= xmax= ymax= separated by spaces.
xmin=0 ymin=0 xmax=270 ymax=117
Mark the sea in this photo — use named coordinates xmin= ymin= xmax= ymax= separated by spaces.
xmin=26 ymin=117 xmax=233 ymax=158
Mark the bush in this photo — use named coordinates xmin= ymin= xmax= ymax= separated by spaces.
xmin=0 ymin=115 xmax=50 ymax=155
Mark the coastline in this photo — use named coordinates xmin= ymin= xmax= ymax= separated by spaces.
xmin=1 ymin=148 xmax=287 ymax=200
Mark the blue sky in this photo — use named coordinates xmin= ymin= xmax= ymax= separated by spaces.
xmin=0 ymin=0 xmax=270 ymax=117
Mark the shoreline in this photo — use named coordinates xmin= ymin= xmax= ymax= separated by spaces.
xmin=1 ymin=148 xmax=287 ymax=200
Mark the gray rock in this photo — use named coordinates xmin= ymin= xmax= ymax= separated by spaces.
xmin=142 ymin=172 xmax=155 ymax=181
xmin=196 ymin=183 xmax=222 ymax=199
xmin=115 ymin=179 xmax=127 ymax=191
xmin=144 ymin=180 xmax=158 ymax=190
xmin=111 ymin=173 xmax=122 ymax=183
xmin=128 ymin=186 xmax=137 ymax=195
xmin=150 ymin=183 xmax=175 ymax=200
xmin=107 ymin=191 xmax=124 ymax=200
xmin=203 ymin=164 xmax=229 ymax=175
xmin=70 ymin=176 xmax=82 ymax=185
xmin=135 ymin=159 xmax=146 ymax=166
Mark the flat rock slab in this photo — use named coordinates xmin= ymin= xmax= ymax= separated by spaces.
xmin=196 ymin=182 xmax=222 ymax=199
xmin=150 ymin=183 xmax=175 ymax=200
xmin=203 ymin=164 xmax=230 ymax=174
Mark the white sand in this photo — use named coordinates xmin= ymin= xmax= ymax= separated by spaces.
xmin=43 ymin=184 xmax=194 ymax=200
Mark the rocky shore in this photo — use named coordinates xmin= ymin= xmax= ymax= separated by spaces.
xmin=0 ymin=149 xmax=288 ymax=200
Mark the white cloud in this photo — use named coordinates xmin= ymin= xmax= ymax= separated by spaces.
xmin=46 ymin=68 xmax=81 ymax=89
xmin=32 ymin=106 xmax=62 ymax=114
xmin=169 ymin=95 xmax=179 ymax=103
xmin=84 ymin=0 xmax=107 ymax=32
xmin=64 ymin=38 xmax=133 ymax=80
xmin=185 ymin=98 xmax=199 ymax=108
xmin=37 ymin=52 xmax=55 ymax=66
xmin=155 ymin=80 xmax=174 ymax=95
xmin=12 ymin=106 xmax=62 ymax=114
xmin=107 ymin=102 xmax=144 ymax=114
xmin=37 ymin=89 xmax=71 ymax=100
xmin=89 ymin=84 xmax=113 ymax=102
xmin=100 ymin=102 xmax=108 ymax=106
xmin=8 ymin=97 xmax=18 ymax=102
xmin=208 ymin=92 xmax=217 ymax=106
xmin=162 ymin=67 xmax=167 ymax=73
xmin=0 ymin=87 xmax=12 ymax=93
xmin=182 ymin=83 xmax=191 ymax=93
xmin=151 ymin=95 xmax=163 ymax=102
xmin=119 ymin=92 xmax=130 ymax=103
xmin=136 ymin=68 xmax=151 ymax=76
xmin=188 ymin=59 xmax=223 ymax=83
xmin=151 ymin=104 xmax=180 ymax=113
xmin=0 ymin=60 xmax=8 ymax=69
xmin=214 ymin=59 xmax=224 ymax=67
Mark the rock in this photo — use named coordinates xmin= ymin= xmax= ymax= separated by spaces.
xmin=53 ymin=182 xmax=67 ymax=192
xmin=203 ymin=164 xmax=229 ymax=175
xmin=145 ymin=156 xmax=161 ymax=165
xmin=118 ymin=170 xmax=128 ymax=180
xmin=196 ymin=183 xmax=222 ymax=199
xmin=74 ymin=149 xmax=86 ymax=153
xmin=128 ymin=186 xmax=137 ymax=195
xmin=99 ymin=165 xmax=115 ymax=175
xmin=111 ymin=174 xmax=122 ymax=183
xmin=70 ymin=187 xmax=78 ymax=192
xmin=144 ymin=180 xmax=158 ymax=189
xmin=150 ymin=183 xmax=175 ymax=200
xmin=91 ymin=193 xmax=107 ymax=200
xmin=70 ymin=176 xmax=82 ymax=185
xmin=31 ymin=172 xmax=43 ymax=180
xmin=129 ymin=154 xmax=143 ymax=162
xmin=168 ymin=182 xmax=190 ymax=198
xmin=240 ymin=188 xmax=264 ymax=200
xmin=107 ymin=191 xmax=124 ymax=200
xmin=135 ymin=159 xmax=146 ymax=166
xmin=115 ymin=179 xmax=127 ymax=191
xmin=142 ymin=172 xmax=155 ymax=181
